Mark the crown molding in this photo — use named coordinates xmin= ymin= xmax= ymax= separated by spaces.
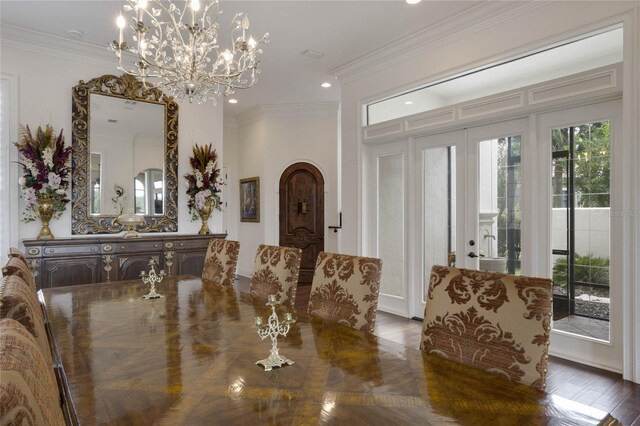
xmin=1 ymin=24 xmax=117 ymax=69
xmin=332 ymin=1 xmax=550 ymax=84
xmin=235 ymin=102 xmax=339 ymax=128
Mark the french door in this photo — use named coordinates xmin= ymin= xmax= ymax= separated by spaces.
xmin=538 ymin=100 xmax=622 ymax=372
xmin=412 ymin=119 xmax=528 ymax=318
xmin=371 ymin=101 xmax=622 ymax=371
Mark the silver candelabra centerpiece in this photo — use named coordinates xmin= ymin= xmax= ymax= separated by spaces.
xmin=140 ymin=260 xmax=165 ymax=300
xmin=255 ymin=294 xmax=295 ymax=371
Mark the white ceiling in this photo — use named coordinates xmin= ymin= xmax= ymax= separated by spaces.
xmin=0 ymin=0 xmax=480 ymax=116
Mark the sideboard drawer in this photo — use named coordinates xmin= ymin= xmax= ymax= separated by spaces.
xmin=43 ymin=245 xmax=100 ymax=256
xmin=168 ymin=238 xmax=215 ymax=251
xmin=114 ymin=241 xmax=164 ymax=253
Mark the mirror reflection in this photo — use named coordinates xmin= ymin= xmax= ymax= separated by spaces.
xmin=89 ymin=94 xmax=165 ymax=216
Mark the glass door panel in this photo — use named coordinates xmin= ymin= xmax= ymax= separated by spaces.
xmin=378 ymin=153 xmax=405 ymax=298
xmin=370 ymin=141 xmax=409 ymax=316
xmin=551 ymin=120 xmax=611 ymax=341
xmin=539 ymin=100 xmax=621 ymax=372
xmin=412 ymin=130 xmax=464 ymax=318
xmin=477 ymin=136 xmax=522 ymax=275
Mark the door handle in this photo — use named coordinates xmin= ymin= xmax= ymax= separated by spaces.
xmin=468 ymin=252 xmax=479 ymax=258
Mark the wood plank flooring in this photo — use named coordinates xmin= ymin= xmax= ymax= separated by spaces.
xmin=236 ymin=277 xmax=640 ymax=424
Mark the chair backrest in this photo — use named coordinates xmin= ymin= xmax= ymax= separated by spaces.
xmin=0 ymin=275 xmax=53 ymax=366
xmin=202 ymin=239 xmax=240 ymax=287
xmin=3 ymin=256 xmax=36 ymax=292
xmin=0 ymin=318 xmax=64 ymax=426
xmin=8 ymin=247 xmax=28 ymax=264
xmin=420 ymin=265 xmax=553 ymax=391
xmin=249 ymin=244 xmax=302 ymax=307
xmin=307 ymin=252 xmax=383 ymax=333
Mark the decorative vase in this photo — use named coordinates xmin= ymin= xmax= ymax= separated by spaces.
xmin=197 ymin=197 xmax=213 ymax=235
xmin=35 ymin=194 xmax=55 ymax=240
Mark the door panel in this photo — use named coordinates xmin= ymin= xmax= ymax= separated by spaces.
xmin=371 ymin=141 xmax=409 ymax=316
xmin=279 ymin=163 xmax=324 ymax=283
xmin=538 ymin=100 xmax=622 ymax=372
xmin=412 ymin=131 xmax=463 ymax=318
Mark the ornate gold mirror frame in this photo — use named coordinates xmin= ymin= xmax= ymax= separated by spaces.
xmin=71 ymin=74 xmax=179 ymax=234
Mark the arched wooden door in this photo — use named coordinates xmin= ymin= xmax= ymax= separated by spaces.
xmin=279 ymin=163 xmax=324 ymax=283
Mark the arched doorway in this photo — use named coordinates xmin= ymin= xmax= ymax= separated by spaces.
xmin=279 ymin=162 xmax=324 ymax=283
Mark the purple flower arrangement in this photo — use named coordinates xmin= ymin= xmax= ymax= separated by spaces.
xmin=15 ymin=124 xmax=72 ymax=222
xmin=184 ymin=143 xmax=223 ymax=220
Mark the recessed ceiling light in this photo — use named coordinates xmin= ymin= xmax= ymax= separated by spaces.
xmin=406 ymin=0 xmax=422 ymax=4
xmin=404 ymin=101 xmax=414 ymax=105
xmin=321 ymin=82 xmax=332 ymax=88
xmin=228 ymin=98 xmax=238 ymax=104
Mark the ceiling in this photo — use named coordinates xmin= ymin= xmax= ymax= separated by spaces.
xmin=0 ymin=0 xmax=480 ymax=116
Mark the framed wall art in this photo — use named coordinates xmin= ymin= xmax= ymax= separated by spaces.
xmin=240 ymin=177 xmax=260 ymax=222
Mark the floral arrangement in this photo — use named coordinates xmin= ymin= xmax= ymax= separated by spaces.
xmin=16 ymin=124 xmax=72 ymax=222
xmin=184 ymin=143 xmax=223 ymax=220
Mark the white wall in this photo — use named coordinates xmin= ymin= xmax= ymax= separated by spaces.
xmin=223 ymin=116 xmax=239 ymax=240
xmin=0 ymin=41 xmax=223 ymax=242
xmin=231 ymin=104 xmax=339 ymax=277
xmin=235 ymin=114 xmax=266 ymax=276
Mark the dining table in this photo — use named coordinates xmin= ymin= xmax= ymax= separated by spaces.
xmin=40 ymin=275 xmax=620 ymax=425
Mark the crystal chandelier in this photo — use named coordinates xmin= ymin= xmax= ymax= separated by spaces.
xmin=109 ymin=0 xmax=268 ymax=104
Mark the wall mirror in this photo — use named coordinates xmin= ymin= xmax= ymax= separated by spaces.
xmin=71 ymin=74 xmax=179 ymax=234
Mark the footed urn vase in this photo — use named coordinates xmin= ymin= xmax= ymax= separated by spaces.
xmin=35 ymin=194 xmax=55 ymax=240
xmin=197 ymin=197 xmax=213 ymax=235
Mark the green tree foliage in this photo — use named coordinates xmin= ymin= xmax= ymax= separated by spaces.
xmin=551 ymin=121 xmax=610 ymax=208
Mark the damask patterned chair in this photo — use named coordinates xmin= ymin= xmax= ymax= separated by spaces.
xmin=307 ymin=252 xmax=383 ymax=333
xmin=420 ymin=265 xmax=553 ymax=391
xmin=2 ymin=256 xmax=36 ymax=292
xmin=0 ymin=275 xmax=53 ymax=366
xmin=249 ymin=245 xmax=302 ymax=308
xmin=8 ymin=247 xmax=28 ymax=264
xmin=202 ymin=239 xmax=240 ymax=287
xmin=0 ymin=318 xmax=64 ymax=426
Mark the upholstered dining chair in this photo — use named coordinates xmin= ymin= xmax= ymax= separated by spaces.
xmin=420 ymin=265 xmax=553 ymax=391
xmin=307 ymin=252 xmax=383 ymax=333
xmin=0 ymin=275 xmax=53 ymax=366
xmin=2 ymin=255 xmax=36 ymax=292
xmin=8 ymin=247 xmax=28 ymax=264
xmin=202 ymin=238 xmax=240 ymax=287
xmin=0 ymin=318 xmax=64 ymax=426
xmin=249 ymin=244 xmax=302 ymax=308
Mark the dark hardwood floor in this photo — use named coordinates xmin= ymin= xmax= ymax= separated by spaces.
xmin=235 ymin=277 xmax=640 ymax=424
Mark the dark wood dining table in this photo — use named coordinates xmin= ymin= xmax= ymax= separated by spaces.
xmin=40 ymin=275 xmax=620 ymax=425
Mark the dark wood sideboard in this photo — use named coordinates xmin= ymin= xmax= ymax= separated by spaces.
xmin=21 ymin=234 xmax=226 ymax=290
